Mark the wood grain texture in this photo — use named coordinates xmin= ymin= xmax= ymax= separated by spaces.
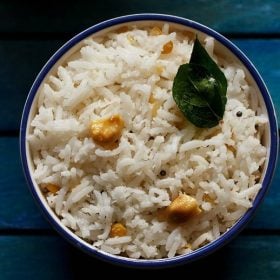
xmin=0 ymin=234 xmax=279 ymax=279
xmin=0 ymin=40 xmax=63 ymax=132
xmin=0 ymin=137 xmax=279 ymax=230
xmin=2 ymin=0 xmax=280 ymax=35
xmin=1 ymin=39 xmax=280 ymax=131
xmin=0 ymin=137 xmax=49 ymax=229
xmin=234 ymin=39 xmax=280 ymax=115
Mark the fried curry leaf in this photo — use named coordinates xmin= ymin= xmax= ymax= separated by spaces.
xmin=172 ymin=37 xmax=227 ymax=128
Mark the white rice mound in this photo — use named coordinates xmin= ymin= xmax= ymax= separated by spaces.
xmin=28 ymin=24 xmax=267 ymax=259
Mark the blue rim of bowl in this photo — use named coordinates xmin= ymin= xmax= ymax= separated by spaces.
xmin=20 ymin=13 xmax=279 ymax=268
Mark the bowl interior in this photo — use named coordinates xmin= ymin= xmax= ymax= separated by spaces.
xmin=21 ymin=16 xmax=277 ymax=267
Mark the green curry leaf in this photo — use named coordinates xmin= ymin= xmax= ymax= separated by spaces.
xmin=172 ymin=37 xmax=227 ymax=128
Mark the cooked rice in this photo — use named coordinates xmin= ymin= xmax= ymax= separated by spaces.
xmin=28 ymin=23 xmax=267 ymax=259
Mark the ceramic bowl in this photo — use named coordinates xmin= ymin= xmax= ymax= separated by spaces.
xmin=20 ymin=14 xmax=278 ymax=268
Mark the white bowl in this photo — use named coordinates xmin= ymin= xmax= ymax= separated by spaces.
xmin=20 ymin=14 xmax=278 ymax=267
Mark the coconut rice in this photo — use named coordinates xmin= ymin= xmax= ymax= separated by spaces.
xmin=28 ymin=24 xmax=267 ymax=259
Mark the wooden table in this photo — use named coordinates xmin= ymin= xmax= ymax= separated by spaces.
xmin=1 ymin=1 xmax=280 ymax=278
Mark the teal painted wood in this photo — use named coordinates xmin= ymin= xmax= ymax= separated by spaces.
xmin=0 ymin=137 xmax=49 ymax=229
xmin=233 ymin=39 xmax=280 ymax=120
xmin=1 ymin=39 xmax=280 ymax=131
xmin=2 ymin=0 xmax=280 ymax=35
xmin=0 ymin=235 xmax=279 ymax=279
xmin=0 ymin=40 xmax=64 ymax=131
xmin=0 ymin=137 xmax=279 ymax=230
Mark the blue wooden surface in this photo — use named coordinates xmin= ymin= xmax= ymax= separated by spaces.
xmin=1 ymin=1 xmax=280 ymax=278
xmin=2 ymin=0 xmax=280 ymax=34
xmin=0 ymin=235 xmax=280 ymax=279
